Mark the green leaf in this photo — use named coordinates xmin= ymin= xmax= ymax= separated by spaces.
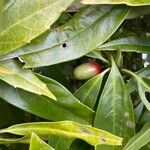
xmin=5 ymin=5 xmax=129 ymax=68
xmin=123 ymin=123 xmax=150 ymax=150
xmin=0 ymin=59 xmax=56 ymax=100
xmin=0 ymin=0 xmax=3 ymax=19
xmin=123 ymin=68 xmax=150 ymax=111
xmin=98 ymin=36 xmax=150 ymax=54
xmin=75 ymin=69 xmax=109 ymax=109
xmin=127 ymin=6 xmax=150 ymax=19
xmin=48 ymin=136 xmax=73 ymax=150
xmin=126 ymin=66 xmax=150 ymax=93
xmin=0 ymin=0 xmax=74 ymax=56
xmin=86 ymin=51 xmax=110 ymax=64
xmin=94 ymin=58 xmax=135 ymax=150
xmin=0 ymin=74 xmax=94 ymax=124
xmin=81 ymin=0 xmax=150 ymax=6
xmin=30 ymin=133 xmax=54 ymax=150
xmin=0 ymin=121 xmax=123 ymax=146
xmin=138 ymin=80 xmax=150 ymax=111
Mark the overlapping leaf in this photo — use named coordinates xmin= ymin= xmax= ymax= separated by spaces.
xmin=30 ymin=133 xmax=55 ymax=150
xmin=48 ymin=136 xmax=73 ymax=150
xmin=0 ymin=74 xmax=94 ymax=124
xmin=0 ymin=59 xmax=56 ymax=100
xmin=0 ymin=121 xmax=123 ymax=146
xmin=94 ymin=58 xmax=135 ymax=150
xmin=0 ymin=5 xmax=129 ymax=68
xmin=98 ymin=36 xmax=150 ymax=54
xmin=0 ymin=0 xmax=74 ymax=56
xmin=75 ymin=69 xmax=109 ymax=109
xmin=123 ymin=123 xmax=150 ymax=150
xmin=123 ymin=68 xmax=150 ymax=111
xmin=81 ymin=0 xmax=150 ymax=6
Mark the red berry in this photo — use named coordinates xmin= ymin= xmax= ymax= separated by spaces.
xmin=74 ymin=61 xmax=102 ymax=80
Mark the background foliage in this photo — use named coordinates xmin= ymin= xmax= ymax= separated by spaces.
xmin=0 ymin=0 xmax=149 ymax=150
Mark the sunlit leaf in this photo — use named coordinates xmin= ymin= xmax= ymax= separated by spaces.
xmin=81 ymin=0 xmax=150 ymax=6
xmin=0 ymin=121 xmax=123 ymax=146
xmin=0 ymin=5 xmax=129 ymax=68
xmin=30 ymin=133 xmax=54 ymax=150
xmin=0 ymin=0 xmax=74 ymax=56
xmin=0 ymin=59 xmax=56 ymax=100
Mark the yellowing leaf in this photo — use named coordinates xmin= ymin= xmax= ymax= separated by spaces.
xmin=0 ymin=59 xmax=56 ymax=100
xmin=81 ymin=0 xmax=150 ymax=6
xmin=0 ymin=0 xmax=75 ymax=56
xmin=0 ymin=121 xmax=123 ymax=146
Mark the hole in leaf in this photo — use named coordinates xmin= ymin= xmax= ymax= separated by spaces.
xmin=61 ymin=43 xmax=67 ymax=48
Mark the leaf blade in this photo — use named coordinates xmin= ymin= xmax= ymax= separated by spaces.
xmin=8 ymin=5 xmax=130 ymax=68
xmin=0 ymin=59 xmax=56 ymax=100
xmin=0 ymin=121 xmax=123 ymax=146
xmin=0 ymin=0 xmax=74 ymax=55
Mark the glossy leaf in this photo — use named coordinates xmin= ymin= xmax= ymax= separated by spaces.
xmin=0 ymin=59 xmax=56 ymax=100
xmin=30 ymin=133 xmax=54 ymax=150
xmin=0 ymin=0 xmax=74 ymax=56
xmin=75 ymin=69 xmax=109 ymax=109
xmin=98 ymin=36 xmax=150 ymax=54
xmin=81 ymin=0 xmax=150 ymax=6
xmin=94 ymin=58 xmax=135 ymax=150
xmin=0 ymin=74 xmax=94 ymax=124
xmin=0 ymin=121 xmax=123 ymax=146
xmin=123 ymin=123 xmax=150 ymax=150
xmin=5 ymin=5 xmax=130 ymax=68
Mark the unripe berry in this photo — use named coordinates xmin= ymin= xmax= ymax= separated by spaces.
xmin=74 ymin=61 xmax=102 ymax=80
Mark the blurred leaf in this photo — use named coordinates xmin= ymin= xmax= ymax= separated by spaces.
xmin=75 ymin=69 xmax=109 ymax=109
xmin=0 ymin=98 xmax=23 ymax=128
xmin=0 ymin=0 xmax=3 ymax=19
xmin=0 ymin=74 xmax=94 ymax=124
xmin=134 ymin=102 xmax=144 ymax=124
xmin=94 ymin=58 xmax=135 ymax=150
xmin=30 ymin=133 xmax=54 ymax=150
xmin=123 ymin=123 xmax=150 ymax=150
xmin=0 ymin=59 xmax=56 ymax=100
xmin=0 ymin=0 xmax=74 ymax=56
xmin=139 ymin=109 xmax=150 ymax=126
xmin=98 ymin=36 xmax=150 ymax=54
xmin=81 ymin=0 xmax=150 ymax=6
xmin=127 ymin=6 xmax=150 ymax=19
xmin=0 ymin=121 xmax=123 ymax=146
xmin=3 ymin=5 xmax=129 ymax=68
xmin=48 ymin=136 xmax=73 ymax=150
